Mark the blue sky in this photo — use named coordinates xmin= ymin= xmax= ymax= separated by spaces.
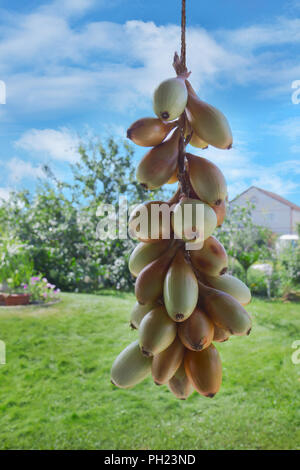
xmin=0 ymin=0 xmax=299 ymax=203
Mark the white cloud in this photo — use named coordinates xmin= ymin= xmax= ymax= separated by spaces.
xmin=267 ymin=117 xmax=300 ymax=140
xmin=15 ymin=128 xmax=80 ymax=162
xmin=252 ymin=174 xmax=298 ymax=196
xmin=214 ymin=18 xmax=300 ymax=97
xmin=266 ymin=117 xmax=300 ymax=153
xmin=290 ymin=145 xmax=300 ymax=154
xmin=0 ymin=187 xmax=11 ymax=201
xmin=221 ymin=17 xmax=300 ymax=50
xmin=40 ymin=0 xmax=120 ymax=17
xmin=6 ymin=157 xmax=44 ymax=183
xmin=275 ymin=159 xmax=300 ymax=175
xmin=101 ymin=123 xmax=127 ymax=139
xmin=1 ymin=4 xmax=299 ymax=116
xmin=0 ymin=20 xmax=194 ymax=111
xmin=0 ymin=0 xmax=298 ymax=202
xmin=42 ymin=0 xmax=96 ymax=16
xmin=1 ymin=19 xmax=234 ymax=114
xmin=193 ymin=142 xmax=299 ymax=201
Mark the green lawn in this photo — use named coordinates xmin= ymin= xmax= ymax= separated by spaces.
xmin=0 ymin=292 xmax=299 ymax=450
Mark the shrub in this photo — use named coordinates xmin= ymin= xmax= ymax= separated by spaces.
xmin=247 ymin=268 xmax=269 ymax=297
xmin=216 ymin=203 xmax=274 ymax=285
xmin=23 ymin=276 xmax=61 ymax=303
xmin=0 ymin=236 xmax=34 ymax=292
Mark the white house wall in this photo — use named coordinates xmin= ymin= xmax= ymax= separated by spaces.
xmin=293 ymin=210 xmax=300 ymax=234
xmin=230 ymin=187 xmax=294 ymax=234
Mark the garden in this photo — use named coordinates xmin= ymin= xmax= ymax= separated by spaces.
xmin=0 ymin=139 xmax=299 ymax=450
xmin=0 ymin=139 xmax=299 ymax=302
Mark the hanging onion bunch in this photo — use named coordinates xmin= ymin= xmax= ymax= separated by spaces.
xmin=111 ymin=4 xmax=251 ymax=400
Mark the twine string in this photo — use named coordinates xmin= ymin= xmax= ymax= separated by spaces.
xmin=173 ymin=0 xmax=190 ymax=198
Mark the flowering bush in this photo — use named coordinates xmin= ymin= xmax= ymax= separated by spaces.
xmin=23 ymin=276 xmax=60 ymax=303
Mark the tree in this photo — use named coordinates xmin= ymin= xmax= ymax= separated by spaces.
xmin=0 ymin=137 xmax=165 ymax=291
xmin=217 ymin=202 xmax=274 ymax=285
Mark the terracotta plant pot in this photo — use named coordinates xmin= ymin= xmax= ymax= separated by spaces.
xmin=4 ymin=294 xmax=30 ymax=306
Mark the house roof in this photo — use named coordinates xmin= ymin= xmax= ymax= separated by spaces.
xmin=230 ymin=186 xmax=300 ymax=212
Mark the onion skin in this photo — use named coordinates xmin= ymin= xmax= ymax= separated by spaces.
xmin=153 ymin=77 xmax=188 ymax=121
xmin=189 ymin=132 xmax=208 ymax=149
xmin=178 ymin=307 xmax=214 ymax=351
xmin=203 ymin=273 xmax=252 ymax=306
xmin=185 ymin=180 xmax=227 ymax=228
xmin=184 ymin=344 xmax=222 ymax=397
xmin=127 ymin=117 xmax=177 ymax=147
xmin=139 ymin=306 xmax=177 ymax=357
xmin=164 ymin=249 xmax=199 ymax=322
xmin=213 ymin=324 xmax=230 ymax=343
xmin=211 ymin=199 xmax=227 ymax=227
xmin=152 ymin=337 xmax=185 ymax=385
xmin=172 ymin=197 xmax=218 ymax=244
xmin=128 ymin=200 xmax=173 ymax=242
xmin=168 ymin=360 xmax=194 ymax=400
xmin=129 ymin=240 xmax=170 ymax=277
xmin=167 ymin=168 xmax=178 ymax=184
xmin=135 ymin=243 xmax=179 ymax=305
xmin=184 ymin=118 xmax=208 ymax=149
xmin=189 ymin=236 xmax=228 ymax=277
xmin=130 ymin=301 xmax=159 ymax=330
xmin=185 ymin=81 xmax=233 ymax=150
xmin=186 ymin=153 xmax=227 ymax=205
xmin=111 ymin=340 xmax=152 ymax=389
xmin=198 ymin=282 xmax=252 ymax=336
xmin=136 ymin=128 xmax=181 ymax=190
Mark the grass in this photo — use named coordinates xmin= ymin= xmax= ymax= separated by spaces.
xmin=0 ymin=291 xmax=299 ymax=450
